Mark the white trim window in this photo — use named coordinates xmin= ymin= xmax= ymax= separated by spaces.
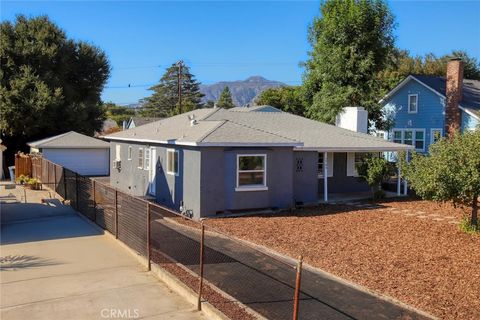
xmin=347 ymin=152 xmax=370 ymax=177
xmin=391 ymin=129 xmax=426 ymax=152
xmin=317 ymin=152 xmax=334 ymax=178
xmin=431 ymin=128 xmax=443 ymax=144
xmin=166 ymin=149 xmax=179 ymax=176
xmin=393 ymin=130 xmax=402 ymax=144
xmin=138 ymin=148 xmax=144 ymax=169
xmin=415 ymin=131 xmax=425 ymax=150
xmin=317 ymin=153 xmax=324 ymax=177
xmin=115 ymin=144 xmax=121 ymax=161
xmin=404 ymin=130 xmax=413 ymax=146
xmin=236 ymin=154 xmax=267 ymax=191
xmin=127 ymin=146 xmax=132 ymax=160
xmin=144 ymin=148 xmax=151 ymax=170
xmin=408 ymin=94 xmax=418 ymax=113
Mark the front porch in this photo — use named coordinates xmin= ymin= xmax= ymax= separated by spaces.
xmin=314 ymin=150 xmax=411 ymax=203
xmin=318 ymin=190 xmax=403 ymax=204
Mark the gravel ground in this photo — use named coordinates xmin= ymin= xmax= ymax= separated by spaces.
xmin=203 ymin=199 xmax=480 ymax=320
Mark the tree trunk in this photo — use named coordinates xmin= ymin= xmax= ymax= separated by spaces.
xmin=471 ymin=195 xmax=478 ymax=227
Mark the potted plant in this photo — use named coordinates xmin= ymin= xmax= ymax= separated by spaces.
xmin=26 ymin=178 xmax=42 ymax=190
xmin=16 ymin=175 xmax=29 ymax=185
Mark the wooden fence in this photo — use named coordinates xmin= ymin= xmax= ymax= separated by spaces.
xmin=14 ymin=153 xmax=33 ymax=179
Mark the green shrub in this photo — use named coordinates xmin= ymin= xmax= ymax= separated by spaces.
xmin=459 ymin=217 xmax=479 ymax=234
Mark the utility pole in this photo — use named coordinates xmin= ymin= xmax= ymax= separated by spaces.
xmin=177 ymin=60 xmax=184 ymax=114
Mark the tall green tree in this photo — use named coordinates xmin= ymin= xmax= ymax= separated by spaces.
xmin=255 ymin=86 xmax=305 ymax=116
xmin=103 ymin=102 xmax=136 ymax=126
xmin=378 ymin=49 xmax=480 ymax=99
xmin=0 ymin=15 xmax=110 ymax=160
xmin=401 ymin=130 xmax=480 ymax=229
xmin=141 ymin=62 xmax=204 ymax=117
xmin=216 ymin=86 xmax=236 ymax=109
xmin=303 ymin=0 xmax=395 ymax=128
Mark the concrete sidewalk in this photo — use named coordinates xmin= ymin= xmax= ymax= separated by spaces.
xmin=0 ymin=187 xmax=205 ymax=320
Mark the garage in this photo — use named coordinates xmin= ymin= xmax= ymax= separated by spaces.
xmin=28 ymin=131 xmax=110 ymax=176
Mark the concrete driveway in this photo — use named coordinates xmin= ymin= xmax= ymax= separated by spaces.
xmin=0 ymin=187 xmax=204 ymax=320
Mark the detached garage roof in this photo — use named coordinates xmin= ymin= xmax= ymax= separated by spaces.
xmin=104 ymin=107 xmax=412 ymax=152
xmin=28 ymin=131 xmax=110 ymax=149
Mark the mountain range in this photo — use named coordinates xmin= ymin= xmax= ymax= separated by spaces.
xmin=199 ymin=76 xmax=285 ymax=107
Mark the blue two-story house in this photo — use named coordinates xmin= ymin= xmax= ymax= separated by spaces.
xmin=379 ymin=59 xmax=479 ymax=155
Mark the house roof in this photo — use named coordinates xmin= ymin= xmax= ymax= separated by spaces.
xmin=380 ymin=74 xmax=480 ymax=119
xmin=129 ymin=117 xmax=163 ymax=127
xmin=28 ymin=131 xmax=110 ymax=149
xmin=104 ymin=107 xmax=412 ymax=152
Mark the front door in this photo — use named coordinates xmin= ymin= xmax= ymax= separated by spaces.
xmin=148 ymin=147 xmax=157 ymax=196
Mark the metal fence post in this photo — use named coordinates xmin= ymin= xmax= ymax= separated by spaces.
xmin=115 ymin=189 xmax=118 ymax=239
xmin=54 ymin=165 xmax=57 ymax=192
xmin=292 ymin=255 xmax=303 ymax=320
xmin=63 ymin=168 xmax=67 ymax=201
xmin=75 ymin=173 xmax=79 ymax=210
xmin=197 ymin=223 xmax=205 ymax=311
xmin=147 ymin=202 xmax=151 ymax=271
xmin=92 ymin=180 xmax=96 ymax=222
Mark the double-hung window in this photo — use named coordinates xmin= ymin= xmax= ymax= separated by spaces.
xmin=138 ymin=148 xmax=144 ymax=169
xmin=236 ymin=154 xmax=267 ymax=191
xmin=317 ymin=153 xmax=324 ymax=177
xmin=393 ymin=130 xmax=402 ymax=144
xmin=408 ymin=94 xmax=418 ymax=113
xmin=127 ymin=146 xmax=132 ymax=160
xmin=144 ymin=148 xmax=151 ymax=170
xmin=404 ymin=130 xmax=413 ymax=145
xmin=391 ymin=129 xmax=426 ymax=151
xmin=415 ymin=131 xmax=425 ymax=150
xmin=166 ymin=149 xmax=179 ymax=175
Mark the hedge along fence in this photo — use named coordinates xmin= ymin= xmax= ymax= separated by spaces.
xmin=28 ymin=156 xmax=306 ymax=320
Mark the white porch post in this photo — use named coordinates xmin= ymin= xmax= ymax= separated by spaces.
xmin=403 ymin=150 xmax=409 ymax=195
xmin=323 ymin=152 xmax=328 ymax=202
xmin=397 ymin=153 xmax=401 ymax=196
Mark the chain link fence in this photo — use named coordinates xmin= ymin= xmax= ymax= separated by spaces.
xmin=25 ymin=156 xmax=306 ymax=320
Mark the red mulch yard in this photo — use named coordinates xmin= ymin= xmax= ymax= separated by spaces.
xmin=203 ymin=199 xmax=480 ymax=320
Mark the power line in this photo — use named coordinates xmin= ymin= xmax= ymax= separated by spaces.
xmin=113 ymin=61 xmax=302 ymax=71
xmin=105 ymin=80 xmax=302 ymax=89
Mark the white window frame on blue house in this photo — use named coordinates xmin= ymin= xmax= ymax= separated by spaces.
xmin=236 ymin=154 xmax=268 ymax=192
xmin=390 ymin=128 xmax=426 ymax=152
xmin=407 ymin=94 xmax=418 ymax=114
xmin=430 ymin=128 xmax=443 ymax=144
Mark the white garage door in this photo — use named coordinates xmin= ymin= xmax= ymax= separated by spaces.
xmin=43 ymin=148 xmax=110 ymax=176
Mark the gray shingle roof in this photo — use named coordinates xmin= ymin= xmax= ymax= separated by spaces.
xmin=387 ymin=74 xmax=480 ymax=118
xmin=130 ymin=117 xmax=163 ymax=127
xmin=28 ymin=131 xmax=110 ymax=149
xmin=105 ymin=108 xmax=411 ymax=151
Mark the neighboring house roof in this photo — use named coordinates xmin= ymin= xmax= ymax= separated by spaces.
xmin=379 ymin=74 xmax=480 ymax=119
xmin=28 ymin=131 xmax=110 ymax=149
xmin=104 ymin=107 xmax=411 ymax=152
xmin=129 ymin=117 xmax=163 ymax=127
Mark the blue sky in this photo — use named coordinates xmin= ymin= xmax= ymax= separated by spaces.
xmin=1 ymin=1 xmax=479 ymax=105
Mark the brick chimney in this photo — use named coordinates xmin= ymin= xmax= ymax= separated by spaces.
xmin=445 ymin=58 xmax=464 ymax=136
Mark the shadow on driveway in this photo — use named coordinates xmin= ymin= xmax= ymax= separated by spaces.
xmin=1 ymin=203 xmax=103 ymax=245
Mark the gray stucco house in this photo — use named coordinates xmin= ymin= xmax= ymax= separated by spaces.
xmin=104 ymin=106 xmax=411 ymax=219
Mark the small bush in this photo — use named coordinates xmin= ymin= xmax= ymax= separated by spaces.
xmin=373 ymin=190 xmax=386 ymax=200
xmin=459 ymin=217 xmax=479 ymax=234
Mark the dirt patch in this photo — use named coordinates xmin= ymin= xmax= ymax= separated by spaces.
xmin=203 ymin=199 xmax=480 ymax=320
xmin=151 ymin=250 xmax=255 ymax=320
